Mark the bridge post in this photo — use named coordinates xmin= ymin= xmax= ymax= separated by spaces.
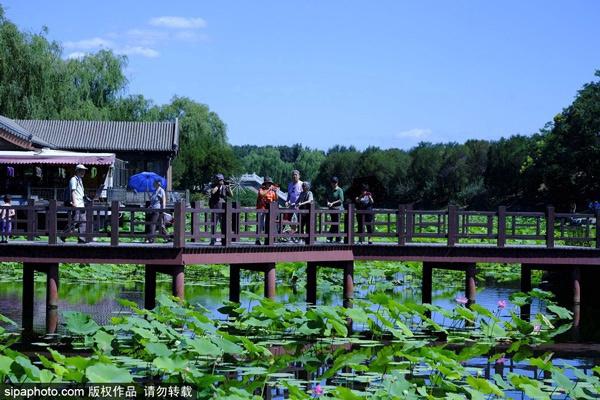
xmin=596 ymin=210 xmax=600 ymax=249
xmin=110 ymin=201 xmax=120 ymax=246
xmin=224 ymin=201 xmax=233 ymax=246
xmin=229 ymin=265 xmax=241 ymax=303
xmin=26 ymin=199 xmax=35 ymax=241
xmin=497 ymin=206 xmax=506 ymax=247
xmin=307 ymin=203 xmax=316 ymax=245
xmin=306 ymin=262 xmax=317 ymax=305
xmin=447 ymin=205 xmax=458 ymax=246
xmin=267 ymin=202 xmax=278 ymax=245
xmin=397 ymin=205 xmax=406 ymax=245
xmin=48 ymin=200 xmax=57 ymax=245
xmin=546 ymin=206 xmax=555 ymax=248
xmin=264 ymin=263 xmax=276 ymax=299
xmin=345 ymin=203 xmax=354 ymax=244
xmin=173 ymin=201 xmax=186 ymax=248
xmin=405 ymin=204 xmax=413 ymax=243
xmin=191 ymin=201 xmax=201 ymax=242
xmin=232 ymin=201 xmax=240 ymax=243
xmin=85 ymin=203 xmax=94 ymax=243
xmin=520 ymin=264 xmax=532 ymax=320
xmin=144 ymin=266 xmax=157 ymax=309
xmin=22 ymin=263 xmax=35 ymax=331
xmin=465 ymin=264 xmax=476 ymax=306
xmin=343 ymin=261 xmax=354 ymax=308
xmin=422 ymin=262 xmax=433 ymax=305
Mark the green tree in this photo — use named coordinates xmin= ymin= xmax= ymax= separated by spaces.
xmin=526 ymin=71 xmax=600 ymax=209
xmin=159 ymin=97 xmax=238 ymax=190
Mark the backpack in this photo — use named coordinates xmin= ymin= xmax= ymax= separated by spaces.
xmin=63 ymin=185 xmax=72 ymax=206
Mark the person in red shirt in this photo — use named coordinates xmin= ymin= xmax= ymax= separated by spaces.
xmin=256 ymin=176 xmax=278 ymax=245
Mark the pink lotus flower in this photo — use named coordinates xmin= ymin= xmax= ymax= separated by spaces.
xmin=495 ymin=357 xmax=508 ymax=365
xmin=533 ymin=324 xmax=541 ymax=333
xmin=313 ymin=384 xmax=323 ymax=396
xmin=455 ymin=296 xmax=468 ymax=305
xmin=497 ymin=300 xmax=507 ymax=309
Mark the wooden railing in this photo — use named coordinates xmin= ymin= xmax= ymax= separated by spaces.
xmin=1 ymin=201 xmax=599 ymax=249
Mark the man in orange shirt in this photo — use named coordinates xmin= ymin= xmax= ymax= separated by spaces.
xmin=256 ymin=176 xmax=278 ymax=245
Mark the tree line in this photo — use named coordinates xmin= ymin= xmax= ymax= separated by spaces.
xmin=1 ymin=6 xmax=599 ymax=211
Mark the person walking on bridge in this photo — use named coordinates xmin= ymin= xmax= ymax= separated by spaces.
xmin=283 ymin=169 xmax=303 ymax=240
xmin=209 ymin=173 xmax=233 ymax=245
xmin=61 ymin=164 xmax=88 ymax=243
xmin=147 ymin=179 xmax=169 ymax=243
xmin=0 ymin=194 xmax=15 ymax=243
xmin=355 ymin=183 xmax=374 ymax=244
xmin=256 ymin=176 xmax=278 ymax=245
xmin=326 ymin=177 xmax=344 ymax=243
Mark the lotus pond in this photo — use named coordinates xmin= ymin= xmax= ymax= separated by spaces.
xmin=0 ymin=261 xmax=599 ymax=399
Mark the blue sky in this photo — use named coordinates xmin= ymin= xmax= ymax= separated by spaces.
xmin=3 ymin=1 xmax=600 ymax=150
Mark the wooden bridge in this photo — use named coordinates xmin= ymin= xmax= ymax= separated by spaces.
xmin=1 ymin=200 xmax=599 ymax=332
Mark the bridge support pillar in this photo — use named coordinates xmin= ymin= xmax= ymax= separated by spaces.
xmin=421 ymin=262 xmax=477 ymax=307
xmin=572 ymin=267 xmax=581 ymax=305
xmin=21 ymin=263 xmax=59 ymax=333
xmin=144 ymin=264 xmax=185 ymax=309
xmin=229 ymin=263 xmax=277 ymax=302
xmin=520 ymin=264 xmax=532 ymax=320
xmin=422 ymin=263 xmax=433 ymax=305
xmin=465 ymin=264 xmax=477 ymax=306
xmin=304 ymin=261 xmax=354 ymax=307
xmin=306 ymin=262 xmax=317 ymax=305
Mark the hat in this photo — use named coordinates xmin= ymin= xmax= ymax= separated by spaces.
xmin=263 ymin=176 xmax=273 ymax=184
xmin=75 ymin=164 xmax=88 ymax=170
xmin=292 ymin=170 xmax=300 ymax=175
xmin=214 ymin=173 xmax=224 ymax=181
xmin=330 ymin=176 xmax=339 ymax=183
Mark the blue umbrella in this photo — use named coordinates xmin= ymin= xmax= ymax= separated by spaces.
xmin=128 ymin=172 xmax=167 ymax=193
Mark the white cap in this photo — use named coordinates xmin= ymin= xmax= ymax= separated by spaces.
xmin=75 ymin=164 xmax=88 ymax=170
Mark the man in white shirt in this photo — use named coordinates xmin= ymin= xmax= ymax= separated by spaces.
xmin=62 ymin=164 xmax=88 ymax=243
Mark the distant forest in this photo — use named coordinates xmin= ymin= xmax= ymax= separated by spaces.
xmin=1 ymin=5 xmax=599 ymax=210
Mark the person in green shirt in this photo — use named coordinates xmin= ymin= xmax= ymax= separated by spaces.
xmin=326 ymin=176 xmax=344 ymax=243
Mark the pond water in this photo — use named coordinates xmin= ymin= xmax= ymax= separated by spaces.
xmin=1 ymin=269 xmax=598 ymax=345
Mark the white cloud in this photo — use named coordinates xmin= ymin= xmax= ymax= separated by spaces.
xmin=64 ymin=37 xmax=113 ymax=50
xmin=395 ymin=128 xmax=432 ymax=140
xmin=149 ymin=16 xmax=206 ymax=29
xmin=173 ymin=30 xmax=208 ymax=42
xmin=66 ymin=52 xmax=87 ymax=59
xmin=126 ymin=29 xmax=169 ymax=45
xmin=118 ymin=46 xmax=160 ymax=58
